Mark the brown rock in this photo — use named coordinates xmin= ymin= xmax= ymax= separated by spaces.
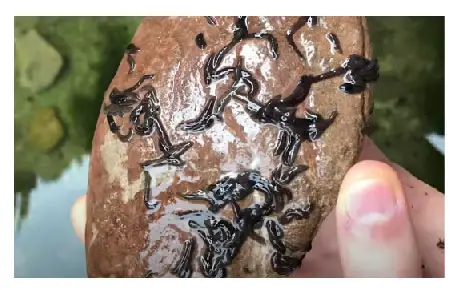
xmin=85 ymin=16 xmax=377 ymax=278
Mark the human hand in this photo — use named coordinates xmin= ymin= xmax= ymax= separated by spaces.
xmin=292 ymin=137 xmax=445 ymax=278
xmin=71 ymin=137 xmax=444 ymax=278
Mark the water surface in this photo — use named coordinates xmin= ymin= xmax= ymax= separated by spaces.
xmin=14 ymin=156 xmax=89 ymax=278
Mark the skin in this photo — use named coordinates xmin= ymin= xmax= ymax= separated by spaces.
xmin=71 ymin=137 xmax=444 ymax=278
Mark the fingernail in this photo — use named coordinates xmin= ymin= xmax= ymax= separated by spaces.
xmin=345 ymin=180 xmax=398 ymax=225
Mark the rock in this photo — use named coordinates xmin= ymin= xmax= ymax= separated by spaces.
xmin=85 ymin=16 xmax=377 ymax=278
xmin=27 ymin=107 xmax=64 ymax=152
xmin=15 ymin=29 xmax=63 ymax=94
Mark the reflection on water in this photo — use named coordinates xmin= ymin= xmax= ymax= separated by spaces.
xmin=14 ymin=16 xmax=142 ymax=278
xmin=13 ymin=16 xmax=444 ymax=278
xmin=14 ymin=155 xmax=89 ymax=278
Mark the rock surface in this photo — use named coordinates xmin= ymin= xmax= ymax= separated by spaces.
xmin=85 ymin=16 xmax=376 ymax=278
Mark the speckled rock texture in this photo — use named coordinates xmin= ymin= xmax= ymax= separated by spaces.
xmin=85 ymin=16 xmax=375 ymax=278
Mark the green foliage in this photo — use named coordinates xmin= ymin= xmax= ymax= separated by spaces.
xmin=14 ymin=16 xmax=142 ymax=224
xmin=15 ymin=29 xmax=63 ymax=94
xmin=367 ymin=16 xmax=444 ymax=191
xmin=27 ymin=107 xmax=64 ymax=152
xmin=14 ymin=170 xmax=35 ymax=230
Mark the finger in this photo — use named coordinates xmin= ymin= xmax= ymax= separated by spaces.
xmin=391 ymin=163 xmax=445 ymax=277
xmin=336 ymin=160 xmax=421 ymax=277
xmin=71 ymin=194 xmax=87 ymax=244
xmin=359 ymin=137 xmax=445 ymax=277
xmin=295 ymin=137 xmax=444 ymax=278
xmin=294 ymin=138 xmax=405 ymax=278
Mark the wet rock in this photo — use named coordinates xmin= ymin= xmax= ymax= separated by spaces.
xmin=85 ymin=16 xmax=377 ymax=278
xmin=15 ymin=29 xmax=63 ymax=94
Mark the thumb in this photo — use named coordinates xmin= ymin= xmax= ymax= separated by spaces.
xmin=71 ymin=194 xmax=87 ymax=244
xmin=336 ymin=160 xmax=421 ymax=277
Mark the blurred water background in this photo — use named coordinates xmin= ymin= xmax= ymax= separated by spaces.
xmin=13 ymin=16 xmax=444 ymax=277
